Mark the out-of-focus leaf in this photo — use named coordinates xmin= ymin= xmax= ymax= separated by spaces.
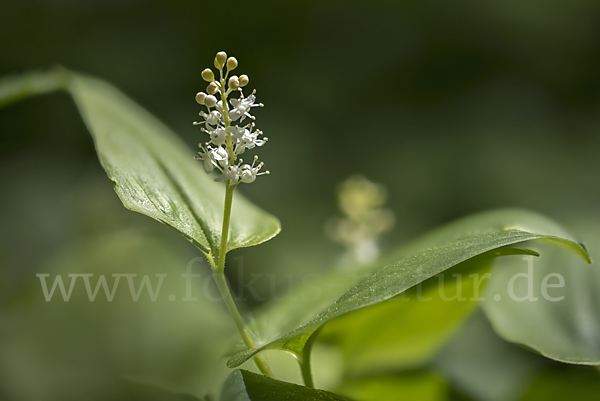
xmin=433 ymin=311 xmax=545 ymax=401
xmin=335 ymin=371 xmax=448 ymax=401
xmin=483 ymin=220 xmax=600 ymax=365
xmin=519 ymin=366 xmax=600 ymax=401
xmin=0 ymin=231 xmax=232 ymax=400
xmin=0 ymin=70 xmax=281 ymax=260
xmin=0 ymin=67 xmax=68 ymax=107
xmin=119 ymin=379 xmax=205 ymax=401
xmin=220 ymin=370 xmax=350 ymax=401
xmin=228 ymin=210 xmax=589 ymax=369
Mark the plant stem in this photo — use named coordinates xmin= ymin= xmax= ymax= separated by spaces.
xmin=299 ymin=355 xmax=314 ymax=389
xmin=216 ymin=183 xmax=234 ymax=273
xmin=212 ymin=271 xmax=273 ymax=377
xmin=299 ymin=330 xmax=319 ymax=388
xmin=210 ymin=73 xmax=273 ymax=378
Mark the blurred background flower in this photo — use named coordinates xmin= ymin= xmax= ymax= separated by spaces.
xmin=326 ymin=175 xmax=394 ymax=266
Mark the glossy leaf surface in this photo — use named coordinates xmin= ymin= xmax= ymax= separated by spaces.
xmin=229 ymin=210 xmax=589 ymax=368
xmin=0 ymin=70 xmax=281 ymax=259
xmin=319 ymin=254 xmax=498 ymax=375
xmin=220 ymin=370 xmax=349 ymax=401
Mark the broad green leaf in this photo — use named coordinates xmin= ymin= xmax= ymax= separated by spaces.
xmin=335 ymin=371 xmax=448 ymax=401
xmin=483 ymin=219 xmax=600 ymax=365
xmin=433 ymin=311 xmax=544 ymax=401
xmin=318 ymin=250 xmax=527 ymax=376
xmin=228 ymin=209 xmax=589 ymax=369
xmin=0 ymin=70 xmax=281 ymax=258
xmin=518 ymin=366 xmax=600 ymax=401
xmin=220 ymin=370 xmax=350 ymax=401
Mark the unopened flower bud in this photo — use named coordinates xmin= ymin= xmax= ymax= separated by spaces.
xmin=207 ymin=81 xmax=219 ymax=95
xmin=195 ymin=92 xmax=207 ymax=105
xmin=239 ymin=75 xmax=249 ymax=87
xmin=204 ymin=95 xmax=218 ymax=107
xmin=214 ymin=51 xmax=227 ymax=69
xmin=226 ymin=57 xmax=238 ymax=71
xmin=201 ymin=68 xmax=215 ymax=82
xmin=229 ymin=76 xmax=240 ymax=90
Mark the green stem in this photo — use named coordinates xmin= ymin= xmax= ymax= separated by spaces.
xmin=299 ymin=355 xmax=314 ymax=389
xmin=216 ymin=184 xmax=234 ymax=273
xmin=209 ymin=72 xmax=273 ymax=378
xmin=213 ymin=177 xmax=272 ymax=376
xmin=213 ymin=271 xmax=273 ymax=377
xmin=298 ymin=331 xmax=319 ymax=388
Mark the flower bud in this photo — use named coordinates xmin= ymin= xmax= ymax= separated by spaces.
xmin=201 ymin=68 xmax=215 ymax=82
xmin=226 ymin=57 xmax=238 ymax=71
xmin=228 ymin=75 xmax=240 ymax=90
xmin=204 ymin=95 xmax=218 ymax=107
xmin=239 ymin=75 xmax=249 ymax=87
xmin=195 ymin=92 xmax=207 ymax=105
xmin=207 ymin=81 xmax=219 ymax=95
xmin=214 ymin=51 xmax=227 ymax=69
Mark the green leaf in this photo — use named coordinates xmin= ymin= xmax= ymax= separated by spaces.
xmin=220 ymin=370 xmax=350 ymax=401
xmin=483 ymin=219 xmax=600 ymax=365
xmin=335 ymin=371 xmax=448 ymax=401
xmin=433 ymin=311 xmax=545 ymax=401
xmin=0 ymin=69 xmax=281 ymax=259
xmin=228 ymin=209 xmax=589 ymax=369
xmin=318 ymin=253 xmax=512 ymax=376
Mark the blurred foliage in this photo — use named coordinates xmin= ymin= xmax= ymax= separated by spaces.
xmin=433 ymin=311 xmax=546 ymax=401
xmin=519 ymin=365 xmax=600 ymax=401
xmin=336 ymin=371 xmax=448 ymax=401
xmin=2 ymin=0 xmax=600 ymax=399
xmin=0 ymin=228 xmax=233 ymax=400
xmin=484 ymin=218 xmax=600 ymax=365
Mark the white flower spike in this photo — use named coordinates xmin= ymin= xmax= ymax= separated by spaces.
xmin=193 ymin=52 xmax=270 ymax=188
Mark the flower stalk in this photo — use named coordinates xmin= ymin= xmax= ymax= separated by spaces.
xmin=194 ymin=51 xmax=273 ymax=377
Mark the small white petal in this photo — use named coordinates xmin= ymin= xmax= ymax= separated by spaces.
xmin=210 ymin=128 xmax=228 ymax=145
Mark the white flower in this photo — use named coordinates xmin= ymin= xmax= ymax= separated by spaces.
xmin=239 ymin=157 xmax=269 ymax=184
xmin=197 ymin=151 xmax=215 ymax=173
xmin=193 ymin=53 xmax=269 ymax=187
xmin=205 ymin=110 xmax=221 ymax=125
xmin=240 ymin=166 xmax=257 ymax=183
xmin=213 ymin=146 xmax=228 ymax=165
xmin=229 ymin=94 xmax=260 ymax=122
xmin=215 ymin=165 xmax=240 ymax=186
xmin=226 ymin=125 xmax=246 ymax=142
xmin=209 ymin=127 xmax=228 ymax=146
xmin=197 ymin=145 xmax=227 ymax=173
xmin=242 ymin=128 xmax=267 ymax=150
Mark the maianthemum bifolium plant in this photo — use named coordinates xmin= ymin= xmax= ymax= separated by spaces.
xmin=191 ymin=51 xmax=274 ymax=378
xmin=1 ymin=51 xmax=599 ymax=401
